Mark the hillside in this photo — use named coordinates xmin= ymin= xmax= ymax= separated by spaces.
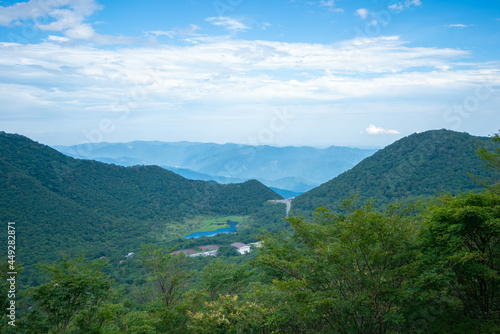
xmin=0 ymin=132 xmax=281 ymax=285
xmin=293 ymin=130 xmax=498 ymax=213
xmin=53 ymin=141 xmax=377 ymax=193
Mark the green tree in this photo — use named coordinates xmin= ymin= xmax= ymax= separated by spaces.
xmin=139 ymin=244 xmax=196 ymax=333
xmin=188 ymin=294 xmax=273 ymax=334
xmin=139 ymin=244 xmax=194 ymax=309
xmin=420 ymin=191 xmax=500 ymax=330
xmin=217 ymin=244 xmax=239 ymax=257
xmin=476 ymin=132 xmax=500 ymax=194
xmin=255 ymin=203 xmax=420 ymax=333
xmin=200 ymin=260 xmax=253 ymax=300
xmin=21 ymin=256 xmax=114 ymax=334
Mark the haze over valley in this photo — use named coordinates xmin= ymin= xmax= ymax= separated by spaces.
xmin=54 ymin=141 xmax=378 ymax=195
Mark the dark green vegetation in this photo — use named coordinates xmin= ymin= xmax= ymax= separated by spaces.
xmin=293 ymin=129 xmax=497 ymax=214
xmin=0 ymin=131 xmax=281 ymax=286
xmin=54 ymin=140 xmax=377 ymax=193
xmin=1 ymin=130 xmax=500 ymax=333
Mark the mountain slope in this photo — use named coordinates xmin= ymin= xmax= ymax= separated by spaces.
xmin=293 ymin=130 xmax=498 ymax=213
xmin=54 ymin=141 xmax=377 ymax=192
xmin=0 ymin=132 xmax=281 ymax=284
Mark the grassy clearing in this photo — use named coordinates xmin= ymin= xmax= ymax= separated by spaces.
xmin=161 ymin=215 xmax=247 ymax=241
xmin=192 ymin=216 xmax=246 ymax=233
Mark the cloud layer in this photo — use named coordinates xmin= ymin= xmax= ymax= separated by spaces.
xmin=1 ymin=33 xmax=498 ymax=146
xmin=1 ymin=35 xmax=492 ymax=111
xmin=0 ymin=0 xmax=498 ymax=146
xmin=0 ymin=0 xmax=135 ymax=43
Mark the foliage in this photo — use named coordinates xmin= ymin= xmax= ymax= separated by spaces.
xmin=475 ymin=132 xmax=500 ymax=194
xmin=20 ymin=256 xmax=114 ymax=333
xmin=139 ymin=244 xmax=201 ymax=333
xmin=4 ymin=130 xmax=500 ymax=332
xmin=294 ymin=129 xmax=498 ymax=214
xmin=420 ymin=191 xmax=500 ymax=329
xmin=255 ymin=202 xmax=420 ymax=333
xmin=139 ymin=244 xmax=194 ymax=309
xmin=200 ymin=260 xmax=254 ymax=300
xmin=188 ymin=294 xmax=273 ymax=334
xmin=0 ymin=131 xmax=280 ymax=286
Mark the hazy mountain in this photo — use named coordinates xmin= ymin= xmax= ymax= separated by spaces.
xmin=53 ymin=141 xmax=377 ymax=193
xmin=0 ymin=132 xmax=281 ymax=285
xmin=293 ymin=130 xmax=498 ymax=213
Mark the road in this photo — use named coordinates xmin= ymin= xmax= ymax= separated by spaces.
xmin=270 ymin=198 xmax=294 ymax=216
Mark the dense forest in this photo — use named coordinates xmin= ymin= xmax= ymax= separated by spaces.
xmin=293 ymin=130 xmax=497 ymax=213
xmin=0 ymin=132 xmax=282 ymax=286
xmin=1 ymin=130 xmax=500 ymax=333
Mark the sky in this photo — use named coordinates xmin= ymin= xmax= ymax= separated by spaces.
xmin=0 ymin=0 xmax=499 ymax=148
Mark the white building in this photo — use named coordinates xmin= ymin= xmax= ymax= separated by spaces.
xmin=230 ymin=242 xmax=251 ymax=254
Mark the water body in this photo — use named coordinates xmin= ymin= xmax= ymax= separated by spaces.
xmin=185 ymin=221 xmax=238 ymax=239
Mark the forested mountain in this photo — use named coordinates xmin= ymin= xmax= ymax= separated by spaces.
xmin=0 ymin=132 xmax=281 ymax=285
xmin=293 ymin=130 xmax=498 ymax=213
xmin=2 ymin=130 xmax=500 ymax=333
xmin=53 ymin=141 xmax=377 ymax=193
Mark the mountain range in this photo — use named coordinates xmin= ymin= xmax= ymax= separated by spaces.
xmin=293 ymin=129 xmax=497 ymax=214
xmin=1 ymin=129 xmax=498 ymax=286
xmin=53 ymin=141 xmax=377 ymax=195
xmin=0 ymin=132 xmax=281 ymax=285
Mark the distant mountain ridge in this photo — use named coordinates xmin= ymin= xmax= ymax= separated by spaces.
xmin=293 ymin=129 xmax=498 ymax=214
xmin=53 ymin=141 xmax=377 ymax=194
xmin=0 ymin=132 xmax=281 ymax=285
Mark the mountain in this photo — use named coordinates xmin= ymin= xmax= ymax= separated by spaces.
xmin=0 ymin=132 xmax=281 ymax=285
xmin=292 ymin=130 xmax=498 ymax=213
xmin=53 ymin=141 xmax=377 ymax=193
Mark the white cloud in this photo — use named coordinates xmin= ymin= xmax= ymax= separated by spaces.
xmin=206 ymin=17 xmax=249 ymax=32
xmin=311 ymin=0 xmax=344 ymax=13
xmin=46 ymin=35 xmax=70 ymax=43
xmin=178 ymin=24 xmax=201 ymax=36
xmin=147 ymin=30 xmax=176 ymax=38
xmin=320 ymin=0 xmax=335 ymax=7
xmin=389 ymin=0 xmax=422 ymax=11
xmin=262 ymin=22 xmax=271 ymax=30
xmin=0 ymin=0 xmax=100 ymax=28
xmin=356 ymin=8 xmax=369 ymax=20
xmin=366 ymin=124 xmax=400 ymax=135
xmin=446 ymin=24 xmax=474 ymax=29
xmin=1 ymin=35 xmax=499 ymax=146
xmin=0 ymin=0 xmax=134 ymax=44
xmin=146 ymin=24 xmax=201 ymax=39
xmin=319 ymin=0 xmax=343 ymax=12
xmin=0 ymin=35 xmax=492 ymax=112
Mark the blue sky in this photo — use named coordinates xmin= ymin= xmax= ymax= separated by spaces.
xmin=0 ymin=0 xmax=499 ymax=148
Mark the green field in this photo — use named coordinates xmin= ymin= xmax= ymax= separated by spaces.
xmin=161 ymin=215 xmax=247 ymax=241
xmin=189 ymin=216 xmax=246 ymax=233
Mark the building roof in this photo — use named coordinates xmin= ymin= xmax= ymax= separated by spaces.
xmin=199 ymin=244 xmax=220 ymax=251
xmin=172 ymin=249 xmax=197 ymax=255
xmin=230 ymin=242 xmax=249 ymax=248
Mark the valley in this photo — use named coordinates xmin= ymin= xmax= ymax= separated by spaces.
xmin=1 ymin=129 xmax=499 ymax=333
xmin=1 ymin=0 xmax=498 ymax=331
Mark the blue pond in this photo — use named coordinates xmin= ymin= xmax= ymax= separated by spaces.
xmin=184 ymin=221 xmax=239 ymax=239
